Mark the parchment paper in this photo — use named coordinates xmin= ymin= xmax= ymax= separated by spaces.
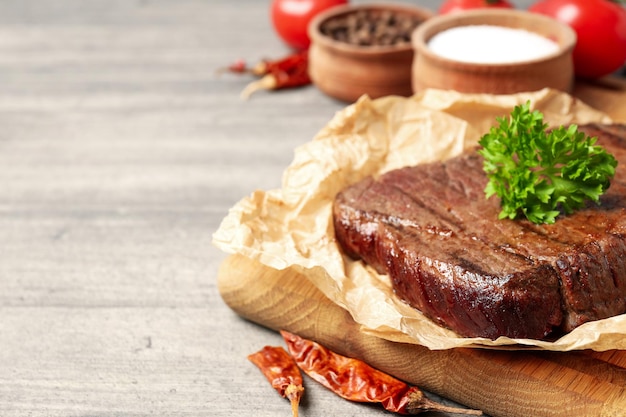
xmin=213 ymin=88 xmax=626 ymax=351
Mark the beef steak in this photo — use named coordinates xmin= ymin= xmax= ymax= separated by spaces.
xmin=333 ymin=123 xmax=626 ymax=339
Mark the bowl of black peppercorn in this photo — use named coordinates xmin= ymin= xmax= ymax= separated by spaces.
xmin=308 ymin=3 xmax=433 ymax=103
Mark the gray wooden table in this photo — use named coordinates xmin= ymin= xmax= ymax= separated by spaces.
xmin=0 ymin=1 xmax=535 ymax=416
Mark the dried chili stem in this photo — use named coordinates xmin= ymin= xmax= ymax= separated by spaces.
xmin=240 ymin=74 xmax=277 ymax=99
xmin=248 ymin=345 xmax=304 ymax=417
xmin=280 ymin=330 xmax=482 ymax=416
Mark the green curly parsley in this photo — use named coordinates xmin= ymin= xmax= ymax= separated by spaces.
xmin=478 ymin=102 xmax=618 ymax=224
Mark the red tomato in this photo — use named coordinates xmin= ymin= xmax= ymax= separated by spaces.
xmin=529 ymin=0 xmax=626 ymax=79
xmin=439 ymin=0 xmax=514 ymax=15
xmin=271 ymin=0 xmax=348 ymax=50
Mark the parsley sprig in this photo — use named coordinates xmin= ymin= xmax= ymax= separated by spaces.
xmin=478 ymin=102 xmax=618 ymax=224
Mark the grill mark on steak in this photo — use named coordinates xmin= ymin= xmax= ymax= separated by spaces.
xmin=374 ymin=169 xmax=542 ymax=274
xmin=333 ymin=123 xmax=626 ymax=339
xmin=387 ymin=152 xmax=581 ymax=262
xmin=385 ymin=184 xmax=461 ymax=237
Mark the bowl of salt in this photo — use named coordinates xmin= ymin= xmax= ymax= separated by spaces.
xmin=411 ymin=9 xmax=577 ymax=94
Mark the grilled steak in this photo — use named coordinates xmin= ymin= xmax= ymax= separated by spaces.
xmin=333 ymin=123 xmax=626 ymax=339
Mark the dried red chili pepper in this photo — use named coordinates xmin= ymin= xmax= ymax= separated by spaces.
xmin=261 ymin=50 xmax=309 ymax=74
xmin=281 ymin=330 xmax=482 ymax=415
xmin=240 ymin=50 xmax=311 ymax=99
xmin=248 ymin=345 xmax=304 ymax=417
xmin=221 ymin=50 xmax=309 ymax=76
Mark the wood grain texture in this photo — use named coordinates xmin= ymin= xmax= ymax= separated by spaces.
xmin=218 ymin=254 xmax=626 ymax=417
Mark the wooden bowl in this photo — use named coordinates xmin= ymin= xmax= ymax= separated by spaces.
xmin=411 ymin=9 xmax=577 ymax=95
xmin=308 ymin=3 xmax=433 ymax=103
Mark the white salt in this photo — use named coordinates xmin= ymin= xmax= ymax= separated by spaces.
xmin=427 ymin=25 xmax=559 ymax=64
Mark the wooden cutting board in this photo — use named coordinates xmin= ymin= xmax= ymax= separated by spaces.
xmin=218 ymin=255 xmax=626 ymax=417
xmin=217 ymin=78 xmax=626 ymax=417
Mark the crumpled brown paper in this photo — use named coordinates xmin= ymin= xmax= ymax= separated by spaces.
xmin=213 ymin=88 xmax=626 ymax=351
